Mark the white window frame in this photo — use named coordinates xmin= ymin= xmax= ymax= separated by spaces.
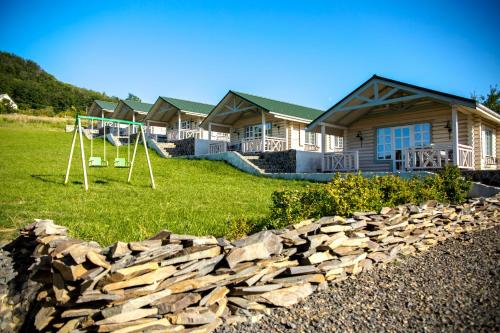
xmin=482 ymin=126 xmax=495 ymax=157
xmin=376 ymin=123 xmax=431 ymax=160
xmin=244 ymin=123 xmax=272 ymax=139
xmin=180 ymin=120 xmax=191 ymax=130
xmin=304 ymin=131 xmax=317 ymax=145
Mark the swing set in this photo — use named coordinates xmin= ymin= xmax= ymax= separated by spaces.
xmin=64 ymin=115 xmax=155 ymax=191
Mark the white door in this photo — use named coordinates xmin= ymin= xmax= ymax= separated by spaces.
xmin=393 ymin=126 xmax=411 ymax=171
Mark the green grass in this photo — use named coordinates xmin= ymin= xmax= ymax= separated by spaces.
xmin=0 ymin=122 xmax=310 ymax=245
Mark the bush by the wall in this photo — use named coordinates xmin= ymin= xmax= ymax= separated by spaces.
xmin=268 ymin=167 xmax=470 ymax=228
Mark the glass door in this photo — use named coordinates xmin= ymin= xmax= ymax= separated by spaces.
xmin=393 ymin=126 xmax=411 ymax=171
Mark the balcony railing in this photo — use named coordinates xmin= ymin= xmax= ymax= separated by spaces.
xmin=484 ymin=155 xmax=498 ymax=166
xmin=404 ymin=144 xmax=474 ymax=170
xmin=241 ymin=136 xmax=287 ymax=153
xmin=167 ymin=129 xmax=203 ymax=141
xmin=322 ymin=151 xmax=359 ymax=172
xmin=304 ymin=143 xmax=320 ymax=152
xmin=208 ymin=141 xmax=227 ymax=154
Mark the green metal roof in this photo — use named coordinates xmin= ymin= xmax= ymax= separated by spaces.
xmin=122 ymin=100 xmax=153 ymax=113
xmin=94 ymin=100 xmax=117 ymax=111
xmin=231 ymin=91 xmax=324 ymax=121
xmin=160 ymin=97 xmax=214 ymax=115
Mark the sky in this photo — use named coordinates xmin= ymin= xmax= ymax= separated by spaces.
xmin=1 ymin=0 xmax=499 ymax=109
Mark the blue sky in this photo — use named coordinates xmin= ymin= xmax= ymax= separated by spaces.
xmin=1 ymin=0 xmax=499 ymax=109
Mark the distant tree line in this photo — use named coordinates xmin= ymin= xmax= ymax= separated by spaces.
xmin=0 ymin=51 xmax=118 ymax=116
xmin=472 ymin=85 xmax=499 ymax=113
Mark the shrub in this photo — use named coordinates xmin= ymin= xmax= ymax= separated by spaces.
xmin=436 ymin=165 xmax=471 ymax=204
xmin=269 ymin=168 xmax=469 ymax=227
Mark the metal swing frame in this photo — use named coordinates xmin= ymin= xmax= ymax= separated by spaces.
xmin=64 ymin=115 xmax=155 ymax=191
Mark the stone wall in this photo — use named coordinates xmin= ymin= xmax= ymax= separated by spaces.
xmin=462 ymin=170 xmax=500 ymax=187
xmin=166 ymin=138 xmax=195 ymax=157
xmin=1 ymin=195 xmax=499 ymax=332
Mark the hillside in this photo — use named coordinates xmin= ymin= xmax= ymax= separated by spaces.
xmin=0 ymin=51 xmax=117 ymax=113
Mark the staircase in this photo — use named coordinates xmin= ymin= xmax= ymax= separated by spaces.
xmin=242 ymin=153 xmax=293 ymax=173
xmin=106 ymin=133 xmax=122 ymax=146
xmin=146 ymin=137 xmax=174 ymax=158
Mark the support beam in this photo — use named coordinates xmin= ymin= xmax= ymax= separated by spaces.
xmin=64 ymin=122 xmax=78 ymax=185
xmin=321 ymin=124 xmax=326 ymax=171
xmin=284 ymin=120 xmax=288 ymax=149
xmin=451 ymin=105 xmax=459 ymax=166
xmin=141 ymin=126 xmax=155 ymax=189
xmin=208 ymin=122 xmax=212 ymax=140
xmin=261 ymin=110 xmax=266 ymax=152
xmin=127 ymin=127 xmax=141 ymax=184
xmin=177 ymin=110 xmax=182 ymax=139
xmin=77 ymin=118 xmax=88 ymax=191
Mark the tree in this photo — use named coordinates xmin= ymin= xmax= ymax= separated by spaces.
xmin=472 ymin=85 xmax=500 ymax=113
xmin=126 ymin=93 xmax=142 ymax=102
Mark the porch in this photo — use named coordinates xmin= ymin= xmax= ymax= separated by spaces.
xmin=308 ymin=75 xmax=500 ymax=172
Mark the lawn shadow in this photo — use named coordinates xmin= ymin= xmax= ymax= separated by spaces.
xmin=30 ymin=174 xmax=65 ymax=185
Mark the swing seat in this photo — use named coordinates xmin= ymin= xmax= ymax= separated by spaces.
xmin=89 ymin=156 xmax=108 ymax=167
xmin=114 ymin=157 xmax=130 ymax=168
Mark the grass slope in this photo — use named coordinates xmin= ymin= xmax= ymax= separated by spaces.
xmin=0 ymin=122 xmax=309 ymax=245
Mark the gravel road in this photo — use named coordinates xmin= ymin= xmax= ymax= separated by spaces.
xmin=217 ymin=226 xmax=500 ymax=333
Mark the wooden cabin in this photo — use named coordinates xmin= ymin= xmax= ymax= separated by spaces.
xmin=144 ymin=97 xmax=227 ymax=141
xmin=307 ymin=75 xmax=500 ymax=172
xmin=87 ymin=100 xmax=117 ymax=126
xmin=199 ymin=91 xmax=341 ymax=154
xmin=112 ymin=100 xmax=153 ymax=135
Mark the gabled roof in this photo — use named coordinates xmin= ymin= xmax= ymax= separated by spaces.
xmin=122 ymin=100 xmax=153 ymax=113
xmin=230 ymin=91 xmax=324 ymax=121
xmin=308 ymin=74 xmax=500 ymax=130
xmin=94 ymin=100 xmax=117 ymax=111
xmin=160 ymin=97 xmax=214 ymax=115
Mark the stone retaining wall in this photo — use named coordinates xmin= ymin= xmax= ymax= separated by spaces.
xmin=1 ymin=195 xmax=499 ymax=332
xmin=167 ymin=138 xmax=195 ymax=157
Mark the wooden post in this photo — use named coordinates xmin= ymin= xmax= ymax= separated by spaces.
xmin=261 ymin=110 xmax=266 ymax=152
xmin=141 ymin=126 xmax=155 ymax=189
xmin=127 ymin=126 xmax=141 ymax=184
xmin=321 ymin=124 xmax=326 ymax=171
xmin=177 ymin=110 xmax=182 ymax=140
xmin=64 ymin=122 xmax=78 ymax=185
xmin=208 ymin=123 xmax=212 ymax=141
xmin=451 ymin=105 xmax=459 ymax=166
xmin=284 ymin=120 xmax=288 ymax=150
xmin=77 ymin=118 xmax=89 ymax=191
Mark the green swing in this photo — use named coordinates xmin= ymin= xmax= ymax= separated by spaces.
xmin=114 ymin=123 xmax=131 ymax=168
xmin=88 ymin=118 xmax=108 ymax=167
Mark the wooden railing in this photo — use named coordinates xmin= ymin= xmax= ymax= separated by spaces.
xmin=241 ymin=137 xmax=287 ymax=153
xmin=208 ymin=141 xmax=227 ymax=154
xmin=404 ymin=145 xmax=474 ymax=170
xmin=304 ymin=144 xmax=320 ymax=152
xmin=265 ymin=137 xmax=287 ymax=152
xmin=484 ymin=155 xmax=498 ymax=166
xmin=322 ymin=151 xmax=359 ymax=172
xmin=458 ymin=144 xmax=474 ymax=169
xmin=167 ymin=129 xmax=203 ymax=141
xmin=211 ymin=132 xmax=231 ymax=142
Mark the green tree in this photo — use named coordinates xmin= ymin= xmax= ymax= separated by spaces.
xmin=472 ymin=85 xmax=500 ymax=112
xmin=125 ymin=93 xmax=142 ymax=102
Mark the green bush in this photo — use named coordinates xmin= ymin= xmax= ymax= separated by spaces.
xmin=436 ymin=165 xmax=471 ymax=203
xmin=269 ymin=167 xmax=469 ymax=227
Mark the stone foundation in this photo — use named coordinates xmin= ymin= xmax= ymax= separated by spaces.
xmin=1 ymin=195 xmax=499 ymax=332
xmin=166 ymin=138 xmax=195 ymax=157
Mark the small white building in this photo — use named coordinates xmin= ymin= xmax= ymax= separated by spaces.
xmin=0 ymin=94 xmax=18 ymax=110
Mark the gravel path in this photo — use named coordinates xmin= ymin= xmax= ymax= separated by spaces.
xmin=217 ymin=226 xmax=500 ymax=333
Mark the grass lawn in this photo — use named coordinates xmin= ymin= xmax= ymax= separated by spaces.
xmin=0 ymin=118 xmax=311 ymax=245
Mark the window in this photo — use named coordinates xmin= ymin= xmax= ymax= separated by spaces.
xmin=484 ymin=127 xmax=494 ymax=157
xmin=333 ymin=136 xmax=343 ymax=149
xmin=245 ymin=123 xmax=272 ymax=139
xmin=376 ymin=123 xmax=431 ymax=160
xmin=377 ymin=127 xmax=393 ymax=160
xmin=180 ymin=120 xmax=191 ymax=130
xmin=413 ymin=123 xmax=431 ymax=147
xmin=305 ymin=131 xmax=317 ymax=145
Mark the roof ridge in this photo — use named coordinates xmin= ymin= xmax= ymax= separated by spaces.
xmin=160 ymin=96 xmax=215 ymax=107
xmin=231 ymin=90 xmax=323 ymax=112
